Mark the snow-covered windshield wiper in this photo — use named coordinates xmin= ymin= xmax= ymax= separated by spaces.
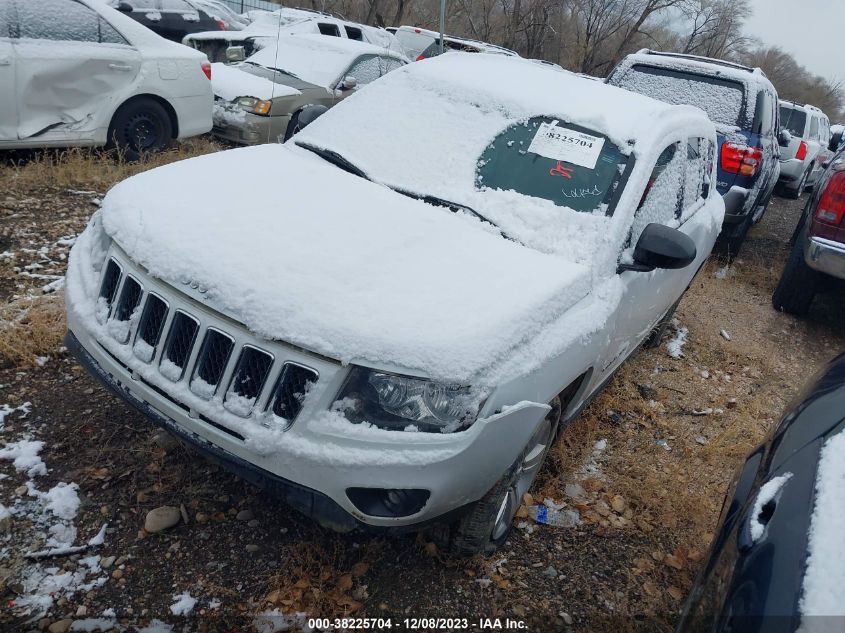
xmin=391 ymin=188 xmax=502 ymax=231
xmin=295 ymin=142 xmax=370 ymax=180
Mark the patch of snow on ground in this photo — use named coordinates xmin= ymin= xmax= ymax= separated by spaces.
xmin=15 ymin=556 xmax=106 ymax=616
xmin=87 ymin=523 xmax=108 ymax=546
xmin=749 ymin=473 xmax=792 ymax=543
xmin=254 ymin=609 xmax=310 ymax=633
xmin=0 ymin=401 xmax=32 ymax=428
xmin=41 ymin=481 xmax=80 ymax=521
xmin=0 ymin=439 xmax=46 ymax=477
xmin=578 ymin=439 xmax=608 ymax=478
xmin=170 ymin=591 xmax=197 ymax=616
xmin=137 ymin=620 xmax=173 ymax=633
xmin=666 ymin=319 xmax=688 ymax=359
xmin=800 ymin=432 xmax=845 ymax=618
xmin=70 ymin=618 xmax=121 ymax=631
xmin=714 ymin=265 xmax=730 ymax=279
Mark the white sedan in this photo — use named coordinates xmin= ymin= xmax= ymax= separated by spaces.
xmin=0 ymin=0 xmax=212 ymax=159
xmin=66 ymin=54 xmax=723 ymax=554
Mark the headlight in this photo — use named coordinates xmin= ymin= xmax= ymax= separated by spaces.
xmin=334 ymin=366 xmax=485 ymax=433
xmin=236 ymin=96 xmax=272 ymax=115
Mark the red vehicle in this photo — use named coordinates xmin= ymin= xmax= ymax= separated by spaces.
xmin=773 ymin=143 xmax=845 ymax=314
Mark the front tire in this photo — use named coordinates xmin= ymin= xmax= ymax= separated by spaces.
xmin=772 ymin=237 xmax=820 ymax=315
xmin=786 ymin=167 xmax=811 ymax=200
xmin=446 ymin=397 xmax=562 ymax=556
xmin=108 ymin=99 xmax=172 ymax=161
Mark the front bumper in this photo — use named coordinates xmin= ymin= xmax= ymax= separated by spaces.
xmin=211 ymin=103 xmax=290 ymax=145
xmin=805 ymin=236 xmax=845 ymax=280
xmin=65 ymin=242 xmax=549 ymax=530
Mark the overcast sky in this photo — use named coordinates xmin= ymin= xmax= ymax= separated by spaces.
xmin=745 ymin=0 xmax=843 ymax=82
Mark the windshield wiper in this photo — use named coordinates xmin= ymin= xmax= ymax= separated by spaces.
xmin=296 ymin=142 xmax=370 ymax=180
xmin=392 ymin=188 xmax=500 ymax=229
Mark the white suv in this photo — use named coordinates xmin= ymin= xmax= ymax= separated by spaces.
xmin=66 ymin=54 xmax=723 ymax=554
xmin=0 ymin=0 xmax=212 ymax=159
xmin=778 ymin=100 xmax=834 ymax=198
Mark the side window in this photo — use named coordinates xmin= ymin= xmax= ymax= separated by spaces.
xmin=630 ymin=143 xmax=684 ymax=244
xmin=809 ymin=116 xmax=820 ymax=141
xmin=681 ymin=138 xmax=710 ymax=217
xmin=754 ymin=90 xmax=773 ymax=136
xmin=16 ymin=0 xmax=125 ymax=43
xmin=343 ymin=55 xmax=398 ymax=86
xmin=344 ymin=26 xmax=363 ymax=41
xmin=821 ymin=118 xmax=830 ymax=144
xmin=0 ymin=0 xmax=10 ymax=38
xmin=317 ymin=22 xmax=340 ymax=37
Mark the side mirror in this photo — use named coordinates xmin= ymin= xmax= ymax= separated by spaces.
xmin=778 ymin=129 xmax=791 ymax=147
xmin=225 ymin=46 xmax=245 ymax=63
xmin=617 ymin=223 xmax=697 ymax=274
xmin=295 ymin=104 xmax=329 ymax=134
xmin=116 ymin=2 xmax=133 ymax=12
xmin=340 ymin=75 xmax=358 ymax=90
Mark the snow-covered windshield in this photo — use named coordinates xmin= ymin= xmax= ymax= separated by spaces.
xmin=477 ymin=117 xmax=628 ymax=213
xmin=780 ymin=105 xmax=807 ymax=137
xmin=615 ymin=64 xmax=746 ymax=130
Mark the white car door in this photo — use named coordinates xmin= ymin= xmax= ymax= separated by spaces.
xmin=12 ymin=0 xmax=141 ymax=141
xmin=602 ymin=137 xmax=714 ymax=375
xmin=0 ymin=1 xmax=16 ymax=140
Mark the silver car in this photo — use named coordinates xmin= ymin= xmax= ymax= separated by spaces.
xmin=778 ymin=100 xmax=834 ymax=198
xmin=210 ymin=34 xmax=406 ymax=145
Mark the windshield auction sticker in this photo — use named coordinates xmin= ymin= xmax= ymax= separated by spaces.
xmin=527 ymin=120 xmax=605 ymax=169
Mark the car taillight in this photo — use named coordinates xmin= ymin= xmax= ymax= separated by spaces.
xmin=216 ymin=19 xmax=226 ymax=30
xmin=721 ymin=142 xmax=763 ymax=177
xmin=816 ymin=171 xmax=845 ymax=226
xmin=201 ymin=61 xmax=211 ymax=80
xmin=416 ymin=54 xmax=427 ymax=61
xmin=796 ymin=140 xmax=808 ymax=161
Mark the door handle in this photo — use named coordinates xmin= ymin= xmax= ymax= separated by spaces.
xmin=108 ymin=63 xmax=133 ymax=72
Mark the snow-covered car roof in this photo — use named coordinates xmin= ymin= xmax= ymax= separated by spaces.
xmin=246 ymin=34 xmax=406 ymax=88
xmin=780 ymin=99 xmax=827 ymax=116
xmin=395 ymin=25 xmax=518 ymax=56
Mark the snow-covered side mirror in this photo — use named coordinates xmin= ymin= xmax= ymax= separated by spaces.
xmin=778 ymin=129 xmax=792 ymax=147
xmin=618 ymin=223 xmax=697 ymax=274
xmin=225 ymin=46 xmax=245 ymax=63
xmin=340 ymin=76 xmax=358 ymax=91
xmin=116 ymin=2 xmax=133 ymax=11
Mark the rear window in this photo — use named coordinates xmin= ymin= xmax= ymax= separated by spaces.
xmin=476 ymin=117 xmax=628 ymax=213
xmin=615 ymin=64 xmax=746 ymax=129
xmin=780 ymin=105 xmax=807 ymax=137
xmin=394 ymin=29 xmax=434 ymax=58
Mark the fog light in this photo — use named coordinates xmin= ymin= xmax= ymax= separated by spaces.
xmin=346 ymin=488 xmax=430 ymax=518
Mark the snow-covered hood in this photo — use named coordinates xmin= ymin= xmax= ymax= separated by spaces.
xmin=100 ymin=145 xmax=593 ymax=382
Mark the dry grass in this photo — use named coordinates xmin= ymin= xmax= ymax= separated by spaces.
xmin=0 ymin=292 xmax=66 ymax=368
xmin=262 ymin=538 xmax=385 ymax=618
xmin=0 ymin=137 xmax=224 ymax=191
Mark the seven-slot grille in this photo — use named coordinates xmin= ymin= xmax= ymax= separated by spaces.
xmin=98 ymin=257 xmax=318 ymax=424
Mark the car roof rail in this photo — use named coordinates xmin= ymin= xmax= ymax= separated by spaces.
xmin=635 ymin=49 xmax=765 ymax=77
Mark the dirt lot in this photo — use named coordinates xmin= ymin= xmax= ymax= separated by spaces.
xmin=1 ymin=148 xmax=844 ymax=633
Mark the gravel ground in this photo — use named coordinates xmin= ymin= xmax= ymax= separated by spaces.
xmin=1 ymin=173 xmax=843 ymax=633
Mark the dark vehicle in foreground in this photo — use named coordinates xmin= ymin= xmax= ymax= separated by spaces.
xmin=607 ymin=50 xmax=782 ymax=255
xmin=677 ymin=352 xmax=845 ymax=632
xmin=108 ymin=0 xmax=223 ymax=42
xmin=773 ymin=145 xmax=845 ymax=315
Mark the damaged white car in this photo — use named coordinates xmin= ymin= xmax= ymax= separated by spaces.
xmin=65 ymin=54 xmax=724 ymax=554
xmin=0 ymin=0 xmax=212 ymax=159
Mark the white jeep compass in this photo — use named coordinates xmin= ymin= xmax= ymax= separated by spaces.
xmin=65 ymin=54 xmax=724 ymax=554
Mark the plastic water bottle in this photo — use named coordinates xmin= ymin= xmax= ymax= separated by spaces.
xmin=528 ymin=504 xmax=581 ymax=527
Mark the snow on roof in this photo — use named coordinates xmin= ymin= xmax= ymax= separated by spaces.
xmin=100 ymin=144 xmax=594 ymax=382
xmin=396 ymin=25 xmax=518 ymax=55
xmin=211 ymin=62 xmax=301 ymax=101
xmin=800 ymin=431 xmax=845 ymax=617
xmin=247 ymin=34 xmax=402 ymax=88
xmin=617 ymin=51 xmax=774 ymax=92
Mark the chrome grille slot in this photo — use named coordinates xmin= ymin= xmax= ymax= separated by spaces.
xmin=160 ymin=310 xmax=199 ymax=382
xmin=133 ymin=293 xmax=168 ymax=363
xmin=224 ymin=345 xmax=273 ymax=417
xmin=109 ymin=276 xmax=143 ymax=343
xmin=190 ymin=328 xmax=234 ymax=400
xmin=269 ymin=362 xmax=319 ymax=425
xmin=97 ymin=259 xmax=122 ymax=323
